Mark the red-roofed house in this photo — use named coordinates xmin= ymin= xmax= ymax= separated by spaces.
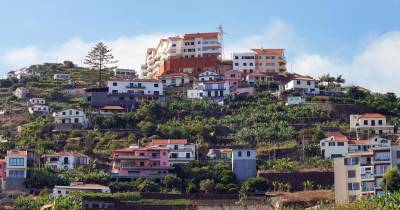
xmin=320 ymin=135 xmax=390 ymax=159
xmin=111 ymin=145 xmax=173 ymax=181
xmin=150 ymin=139 xmax=196 ymax=165
xmin=350 ymin=113 xmax=395 ymax=135
xmin=282 ymin=76 xmax=320 ymax=95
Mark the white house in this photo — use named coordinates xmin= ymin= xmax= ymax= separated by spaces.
xmin=6 ymin=68 xmax=41 ymax=80
xmin=187 ymin=81 xmax=230 ymax=99
xmin=198 ymin=70 xmax=219 ymax=82
xmin=150 ymin=139 xmax=196 ymax=165
xmin=231 ymin=148 xmax=257 ymax=180
xmin=53 ymin=109 xmax=89 ymax=128
xmin=159 ymin=72 xmax=192 ymax=87
xmin=53 ymin=73 xmax=71 ymax=80
xmin=53 ymin=182 xmax=110 ymax=198
xmin=28 ymin=98 xmax=46 ymax=105
xmin=245 ymin=72 xmax=272 ymax=85
xmin=350 ymin=113 xmax=394 ymax=135
xmin=320 ymin=135 xmax=391 ymax=159
xmin=232 ymin=52 xmax=256 ymax=74
xmin=107 ymin=79 xmax=163 ymax=96
xmin=43 ymin=151 xmax=89 ymax=171
xmin=5 ymin=150 xmax=28 ymax=179
xmin=286 ymin=96 xmax=305 ymax=105
xmin=28 ymin=105 xmax=49 ymax=114
xmin=283 ymin=77 xmax=320 ymax=95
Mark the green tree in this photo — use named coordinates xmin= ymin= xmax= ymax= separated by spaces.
xmin=381 ymin=168 xmax=400 ymax=192
xmin=84 ymin=42 xmax=117 ymax=87
xmin=241 ymin=177 xmax=268 ymax=193
xmin=199 ymin=179 xmax=215 ymax=194
xmin=162 ymin=175 xmax=182 ymax=191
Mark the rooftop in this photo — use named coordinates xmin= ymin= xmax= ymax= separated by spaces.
xmin=359 ymin=113 xmax=385 ymax=119
xmin=55 ymin=183 xmax=109 ymax=190
xmin=251 ymin=48 xmax=284 ymax=56
xmin=151 ymin=139 xmax=188 ymax=145
xmin=183 ymin=32 xmax=219 ymax=40
xmin=101 ymin=105 xmax=125 ymax=110
xmin=7 ymin=150 xmax=27 ymax=156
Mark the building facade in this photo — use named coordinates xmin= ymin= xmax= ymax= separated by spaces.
xmin=53 ymin=108 xmax=89 ymax=128
xmin=5 ymin=150 xmax=27 ymax=179
xmin=53 ymin=73 xmax=71 ymax=80
xmin=28 ymin=98 xmax=46 ymax=105
xmin=187 ymin=81 xmax=230 ymax=99
xmin=232 ymin=49 xmax=286 ymax=74
xmin=283 ymin=77 xmax=320 ymax=95
xmin=350 ymin=113 xmax=395 ymax=135
xmin=334 ymin=145 xmax=400 ymax=203
xmin=111 ymin=145 xmax=174 ymax=181
xmin=159 ymin=72 xmax=193 ymax=87
xmin=231 ymin=148 xmax=257 ymax=180
xmin=43 ymin=151 xmax=89 ymax=170
xmin=53 ymin=182 xmax=110 ymax=198
xmin=107 ymin=79 xmax=163 ymax=96
xmin=150 ymin=139 xmax=196 ymax=165
xmin=28 ymin=105 xmax=49 ymax=114
xmin=113 ymin=69 xmax=137 ymax=79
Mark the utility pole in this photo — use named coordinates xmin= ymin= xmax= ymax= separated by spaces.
xmin=217 ymin=25 xmax=226 ymax=59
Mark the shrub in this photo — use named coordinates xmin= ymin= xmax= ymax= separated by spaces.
xmin=199 ymin=179 xmax=215 ymax=194
xmin=241 ymin=177 xmax=268 ymax=193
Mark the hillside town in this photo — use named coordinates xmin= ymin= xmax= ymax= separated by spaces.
xmin=0 ymin=26 xmax=400 ymax=209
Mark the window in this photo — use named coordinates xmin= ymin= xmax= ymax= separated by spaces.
xmin=321 ymin=142 xmax=325 ymax=146
xmin=243 ymin=63 xmax=247 ymax=66
xmin=337 ymin=142 xmax=345 ymax=146
xmin=112 ymin=90 xmax=118 ymax=94
xmin=113 ymin=82 xmax=117 ymax=86
xmin=9 ymin=170 xmax=24 ymax=178
xmin=378 ymin=120 xmax=383 ymax=125
xmin=154 ymin=83 xmax=159 ymax=87
xmin=249 ymin=63 xmax=253 ymax=66
xmin=238 ymin=151 xmax=242 ymax=157
xmin=76 ymin=111 xmax=79 ymax=115
xmin=364 ymin=120 xmax=368 ymax=125
xmin=172 ymin=44 xmax=176 ymax=47
xmin=397 ymin=151 xmax=400 ymax=159
xmin=235 ymin=56 xmax=239 ymax=59
xmin=74 ymin=118 xmax=79 ymax=123
xmin=9 ymin=158 xmax=24 ymax=166
xmin=371 ymin=120 xmax=375 ymax=126
xmin=186 ymin=153 xmax=190 ymax=158
xmin=328 ymin=142 xmax=335 ymax=146
xmin=344 ymin=157 xmax=359 ymax=165
xmin=307 ymin=81 xmax=311 ymax=86
xmin=235 ymin=63 xmax=239 ymax=66
xmin=62 ymin=112 xmax=66 ymax=115
xmin=348 ymin=182 xmax=360 ymax=190
xmin=296 ymin=80 xmax=301 ymax=85
xmin=154 ymin=91 xmax=159 ymax=95
xmin=348 ymin=170 xmax=356 ymax=178
xmin=140 ymin=162 xmax=144 ymax=166
xmin=247 ymin=151 xmax=251 ymax=157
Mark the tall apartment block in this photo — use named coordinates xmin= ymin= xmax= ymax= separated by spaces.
xmin=232 ymin=49 xmax=286 ymax=74
xmin=141 ymin=32 xmax=222 ymax=79
xmin=334 ymin=144 xmax=400 ymax=203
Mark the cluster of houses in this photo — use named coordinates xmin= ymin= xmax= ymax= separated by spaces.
xmin=0 ymin=139 xmax=256 ymax=197
xmin=319 ymin=113 xmax=399 ymax=203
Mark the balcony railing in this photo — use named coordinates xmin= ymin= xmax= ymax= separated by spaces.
xmin=361 ymin=173 xmax=374 ymax=179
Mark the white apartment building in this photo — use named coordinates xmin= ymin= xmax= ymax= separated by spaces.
xmin=334 ymin=145 xmax=400 ymax=203
xmin=107 ymin=79 xmax=163 ymax=96
xmin=113 ymin=69 xmax=137 ymax=79
xmin=53 ymin=182 xmax=110 ymax=198
xmin=350 ymin=113 xmax=395 ymax=135
xmin=232 ymin=52 xmax=256 ymax=73
xmin=283 ymin=77 xmax=320 ymax=95
xmin=28 ymin=98 xmax=46 ymax=105
xmin=160 ymin=72 xmax=192 ymax=87
xmin=141 ymin=32 xmax=221 ymax=78
xmin=53 ymin=73 xmax=71 ymax=80
xmin=320 ymin=135 xmax=390 ymax=159
xmin=28 ymin=105 xmax=49 ymax=114
xmin=198 ymin=70 xmax=219 ymax=81
xmin=231 ymin=148 xmax=257 ymax=180
xmin=5 ymin=150 xmax=28 ymax=179
xmin=53 ymin=108 xmax=89 ymax=128
xmin=187 ymin=81 xmax=230 ymax=99
xmin=150 ymin=139 xmax=196 ymax=165
xmin=232 ymin=49 xmax=286 ymax=74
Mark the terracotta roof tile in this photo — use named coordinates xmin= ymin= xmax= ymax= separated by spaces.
xmin=183 ymin=32 xmax=219 ymax=40
xmin=251 ymin=49 xmax=284 ymax=56
xmin=359 ymin=113 xmax=385 ymax=119
xmin=151 ymin=139 xmax=188 ymax=145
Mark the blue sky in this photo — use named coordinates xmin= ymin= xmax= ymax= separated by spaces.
xmin=1 ymin=0 xmax=400 ymax=93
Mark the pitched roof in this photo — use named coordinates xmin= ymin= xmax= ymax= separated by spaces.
xmin=44 ymin=151 xmax=86 ymax=158
xmin=294 ymin=76 xmax=316 ymax=81
xmin=183 ymin=32 xmax=219 ymax=40
xmin=101 ymin=105 xmax=125 ymax=110
xmin=348 ymin=140 xmax=369 ymax=145
xmin=326 ymin=135 xmax=348 ymax=142
xmin=168 ymin=36 xmax=182 ymax=41
xmin=251 ymin=48 xmax=284 ymax=56
xmin=7 ymin=150 xmax=27 ymax=156
xmin=160 ymin=72 xmax=189 ymax=77
xmin=359 ymin=113 xmax=385 ymax=119
xmin=55 ymin=183 xmax=109 ymax=190
xmin=151 ymin=139 xmax=188 ymax=145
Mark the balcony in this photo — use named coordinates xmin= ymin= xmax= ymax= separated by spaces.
xmin=361 ymin=173 xmax=374 ymax=180
xmin=111 ymin=173 xmax=167 ymax=179
xmin=374 ymin=157 xmax=391 ymax=163
xmin=126 ymin=85 xmax=145 ymax=89
xmin=113 ymin=155 xmax=152 ymax=160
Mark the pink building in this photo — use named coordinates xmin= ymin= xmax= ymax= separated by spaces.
xmin=111 ymin=145 xmax=173 ymax=181
xmin=0 ymin=159 xmax=6 ymax=179
xmin=224 ymin=69 xmax=242 ymax=91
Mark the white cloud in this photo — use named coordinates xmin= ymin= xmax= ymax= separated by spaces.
xmin=1 ymin=33 xmax=172 ymax=75
xmin=293 ymin=32 xmax=400 ymax=93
